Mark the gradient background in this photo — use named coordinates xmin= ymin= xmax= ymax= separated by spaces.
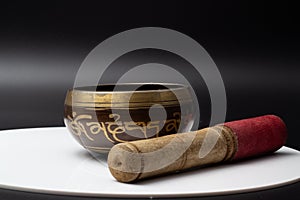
xmin=0 ymin=1 xmax=299 ymax=199
xmin=0 ymin=1 xmax=298 ymax=149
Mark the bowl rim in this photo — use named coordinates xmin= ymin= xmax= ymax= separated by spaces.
xmin=70 ymin=83 xmax=189 ymax=94
xmin=65 ymin=83 xmax=193 ymax=108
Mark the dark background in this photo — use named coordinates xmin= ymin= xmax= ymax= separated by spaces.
xmin=0 ymin=0 xmax=299 ymax=199
xmin=0 ymin=0 xmax=299 ymax=149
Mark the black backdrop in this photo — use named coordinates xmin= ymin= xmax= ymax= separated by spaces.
xmin=0 ymin=1 xmax=299 ymax=149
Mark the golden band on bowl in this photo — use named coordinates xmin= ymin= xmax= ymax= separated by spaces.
xmin=64 ymin=83 xmax=195 ymax=153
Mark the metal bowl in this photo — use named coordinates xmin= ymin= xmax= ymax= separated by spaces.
xmin=64 ymin=83 xmax=195 ymax=153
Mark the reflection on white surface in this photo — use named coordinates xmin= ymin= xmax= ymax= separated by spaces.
xmin=0 ymin=127 xmax=299 ymax=198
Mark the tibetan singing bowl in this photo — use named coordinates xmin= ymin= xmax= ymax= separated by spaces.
xmin=64 ymin=83 xmax=195 ymax=153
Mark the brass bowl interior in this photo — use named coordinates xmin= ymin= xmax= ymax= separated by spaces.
xmin=65 ymin=83 xmax=192 ymax=108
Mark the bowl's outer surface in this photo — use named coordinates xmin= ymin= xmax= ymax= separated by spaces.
xmin=64 ymin=84 xmax=195 ymax=153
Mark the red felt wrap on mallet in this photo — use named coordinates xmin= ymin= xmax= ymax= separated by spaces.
xmin=224 ymin=115 xmax=287 ymax=160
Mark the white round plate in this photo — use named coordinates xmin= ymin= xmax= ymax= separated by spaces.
xmin=0 ymin=127 xmax=299 ymax=198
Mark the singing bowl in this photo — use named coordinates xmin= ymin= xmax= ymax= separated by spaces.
xmin=64 ymin=83 xmax=195 ymax=153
